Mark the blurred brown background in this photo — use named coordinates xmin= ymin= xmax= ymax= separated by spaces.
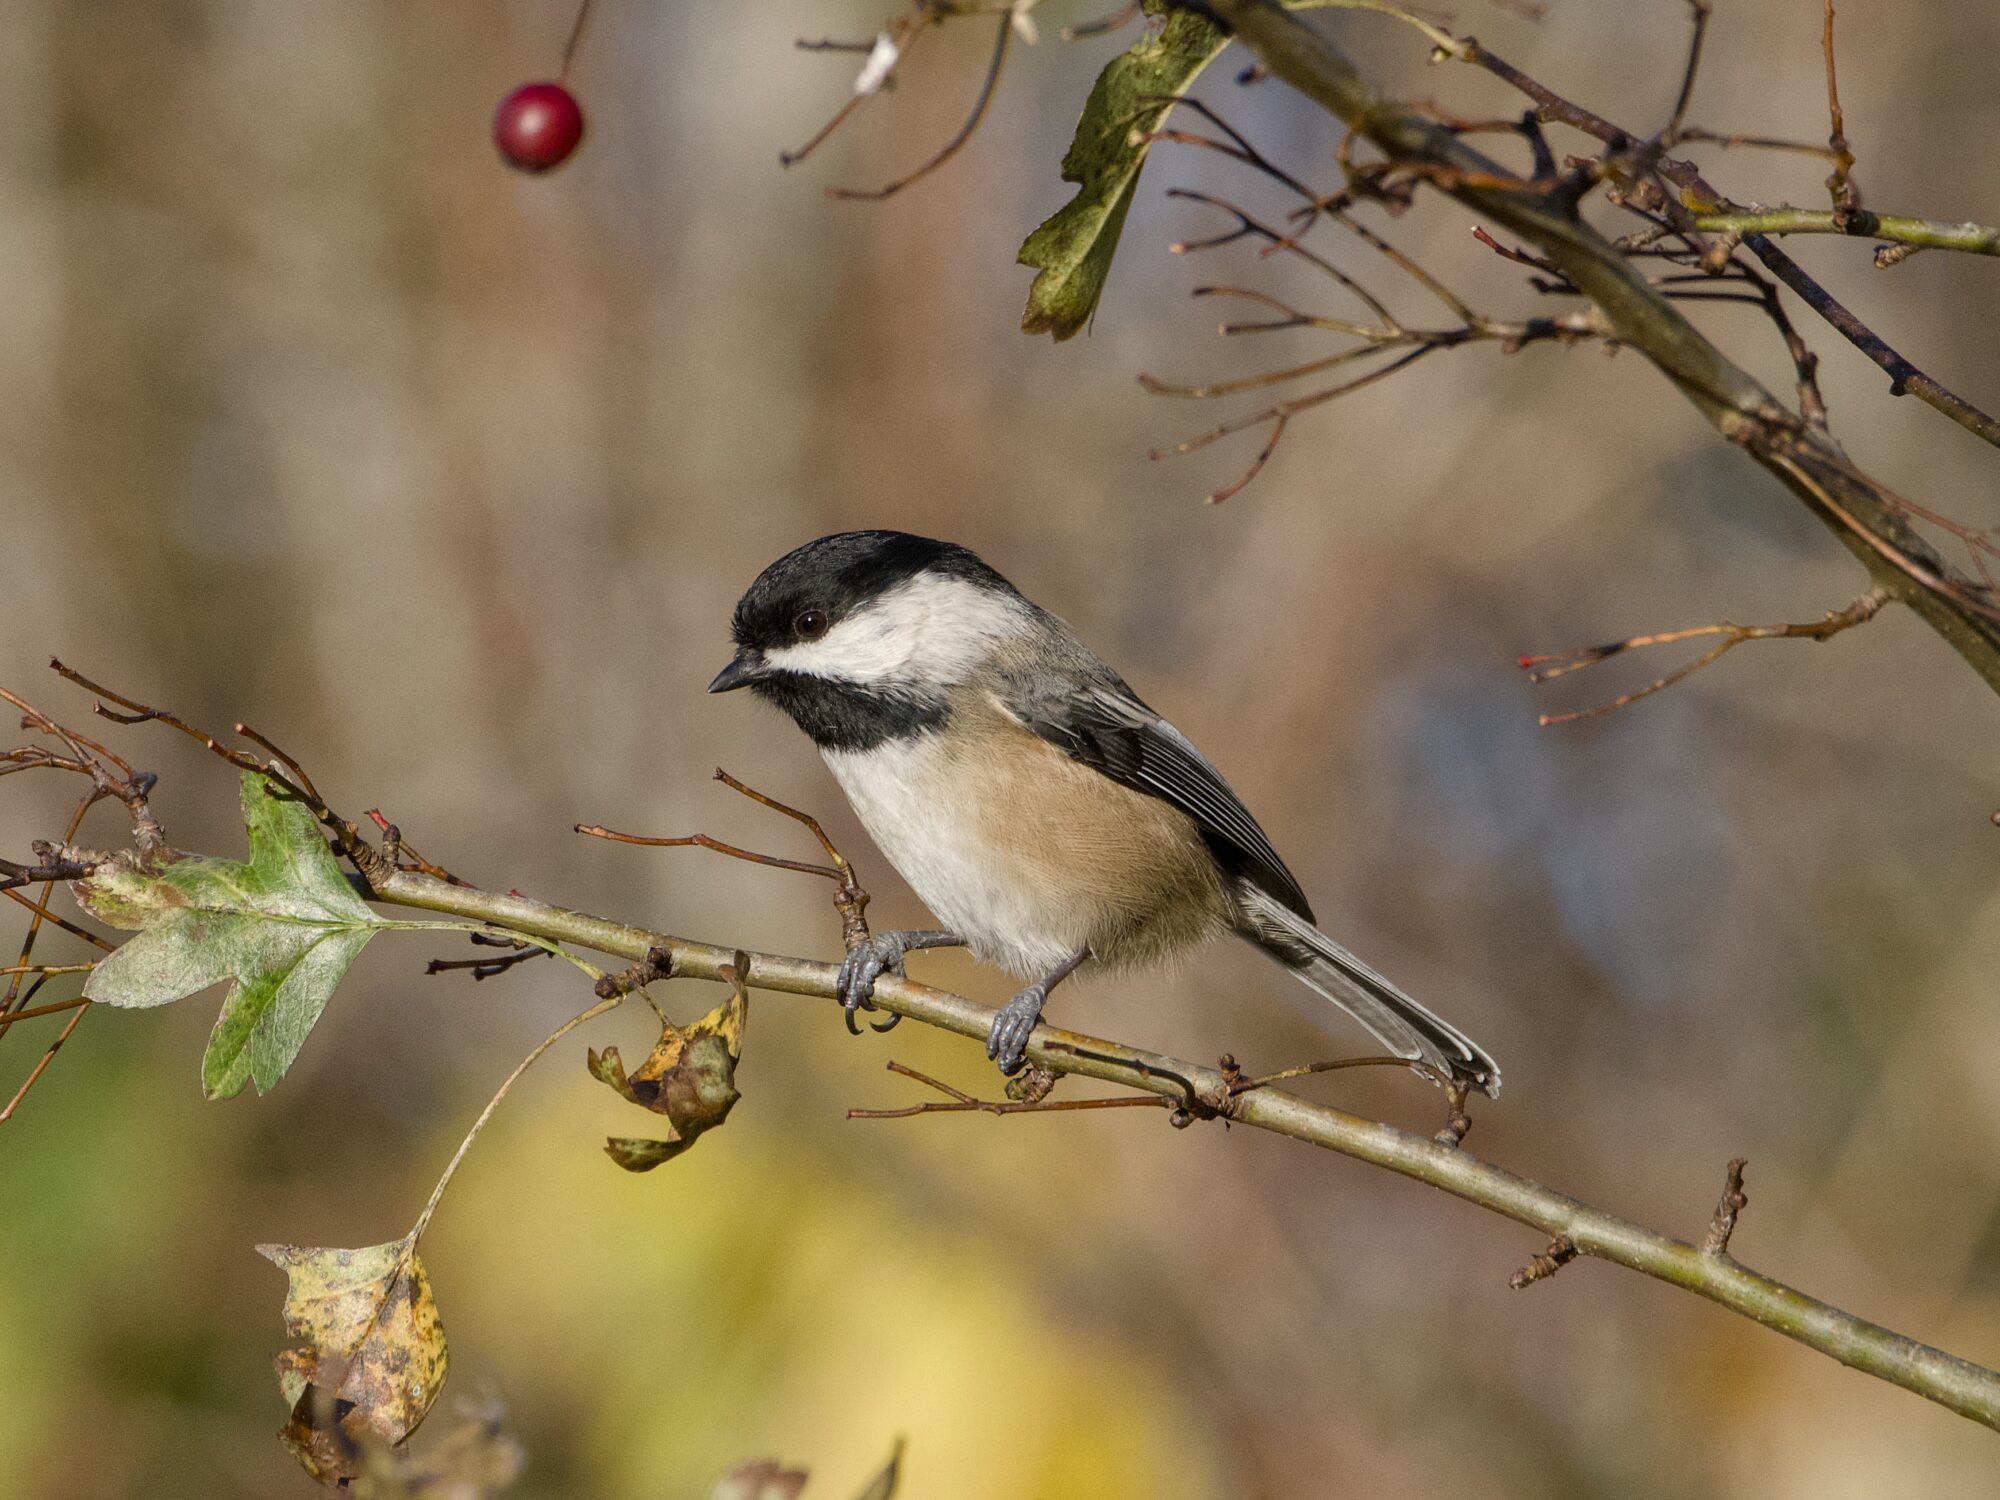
xmin=5 ymin=1 xmax=2000 ymax=1495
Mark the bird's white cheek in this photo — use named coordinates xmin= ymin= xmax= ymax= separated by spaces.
xmin=763 ymin=612 xmax=914 ymax=683
xmin=761 ymin=574 xmax=1030 ymax=687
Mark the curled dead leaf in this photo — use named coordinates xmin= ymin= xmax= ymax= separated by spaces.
xmin=586 ymin=970 xmax=747 ymax=1172
xmin=260 ymin=1235 xmax=449 ymax=1484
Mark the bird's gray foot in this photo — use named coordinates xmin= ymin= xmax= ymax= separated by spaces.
xmin=985 ymin=946 xmax=1089 ymax=1075
xmin=836 ymin=929 xmax=961 ymax=1035
xmin=986 ymin=985 xmax=1047 ymax=1076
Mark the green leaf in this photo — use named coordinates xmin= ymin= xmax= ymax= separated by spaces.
xmin=1017 ymin=2 xmax=1229 ymax=340
xmin=260 ymin=1236 xmax=450 ymax=1485
xmin=77 ymin=771 xmax=386 ymax=1097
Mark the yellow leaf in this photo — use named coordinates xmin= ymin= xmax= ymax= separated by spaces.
xmin=259 ymin=1235 xmax=449 ymax=1484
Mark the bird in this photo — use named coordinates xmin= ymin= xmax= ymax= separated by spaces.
xmin=708 ymin=530 xmax=1500 ymax=1095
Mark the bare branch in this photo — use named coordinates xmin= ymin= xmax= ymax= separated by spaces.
xmin=847 ymin=1060 xmax=1170 ymax=1119
xmin=826 ymin=13 xmax=1012 ymax=201
xmin=1664 ymin=0 xmax=1712 ymax=142
xmin=1691 ymin=207 xmax=2000 ymax=258
xmin=1821 ymin=0 xmax=1858 ymax=210
xmin=357 ymin=862 xmax=2000 ymax=1431
xmin=780 ymin=11 xmax=931 ymax=168
xmin=1061 ymin=2 xmax=1139 ymax=40
xmin=578 ymin=768 xmax=874 ymax=954
xmin=1510 ymin=1235 xmax=1578 ymax=1290
xmin=1445 ymin=16 xmax=2000 ymax=450
xmin=1200 ymin=0 xmax=2000 ymax=705
xmin=1703 ymin=1157 xmax=1750 ymax=1257
xmin=1519 ymin=586 xmax=1890 ymax=724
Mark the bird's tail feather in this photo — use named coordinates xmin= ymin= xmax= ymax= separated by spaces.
xmin=1233 ymin=885 xmax=1501 ymax=1097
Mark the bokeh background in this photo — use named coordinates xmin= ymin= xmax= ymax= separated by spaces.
xmin=5 ymin=1 xmax=2000 ymax=1495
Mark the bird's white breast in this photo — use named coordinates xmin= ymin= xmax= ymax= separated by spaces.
xmin=822 ymin=734 xmax=1094 ymax=977
xmin=821 ymin=703 xmax=1227 ymax=979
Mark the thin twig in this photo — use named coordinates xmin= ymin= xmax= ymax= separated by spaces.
xmin=847 ymin=1060 xmax=1168 ymax=1118
xmin=1511 ymin=1235 xmax=1578 ymax=1290
xmin=1691 ymin=208 xmax=2000 ymax=257
xmin=1 ymin=889 xmax=112 ymax=952
xmin=0 ymin=1002 xmax=87 ymax=1124
xmin=1663 ymin=0 xmax=1711 ymax=141
xmin=1445 ymin=19 xmax=2000 ymax=450
xmin=1670 ymin=126 xmax=1841 ymax=161
xmin=559 ymin=0 xmax=595 ymax=78
xmin=46 ymin=660 xmax=393 ymax=884
xmin=1821 ymin=0 xmax=1857 ymax=211
xmin=1702 ymin=1157 xmax=1750 ymax=1256
xmin=1520 ymin=586 xmax=1890 ymax=724
xmin=1062 ymin=2 xmax=1139 ymax=40
xmin=579 ymin=768 xmax=873 ymax=954
xmin=826 ymin=12 xmax=1013 ymax=201
xmin=780 ymin=12 xmax=930 ymax=168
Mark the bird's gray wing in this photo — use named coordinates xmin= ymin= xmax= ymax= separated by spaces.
xmin=1003 ymin=673 xmax=1315 ymax=922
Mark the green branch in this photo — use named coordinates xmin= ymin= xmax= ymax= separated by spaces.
xmin=368 ymin=865 xmax=2000 ymax=1433
xmin=1691 ymin=207 xmax=2000 ymax=257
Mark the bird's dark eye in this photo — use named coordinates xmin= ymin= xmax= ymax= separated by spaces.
xmin=794 ymin=609 xmax=829 ymax=641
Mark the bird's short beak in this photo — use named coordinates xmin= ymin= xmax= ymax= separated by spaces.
xmin=706 ymin=650 xmax=766 ymax=694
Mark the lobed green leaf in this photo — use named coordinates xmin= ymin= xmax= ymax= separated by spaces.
xmin=77 ymin=770 xmax=387 ymax=1097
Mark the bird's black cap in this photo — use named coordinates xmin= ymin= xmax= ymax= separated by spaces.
xmin=726 ymin=530 xmax=1013 ymax=653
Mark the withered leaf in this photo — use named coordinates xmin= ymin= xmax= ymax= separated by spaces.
xmin=259 ymin=1235 xmax=449 ymax=1485
xmin=586 ymin=978 xmax=747 ymax=1173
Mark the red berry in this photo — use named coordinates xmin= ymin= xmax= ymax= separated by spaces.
xmin=494 ymin=82 xmax=585 ymax=173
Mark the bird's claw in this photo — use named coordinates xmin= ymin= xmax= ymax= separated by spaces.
xmin=837 ymin=932 xmax=912 ymax=1035
xmin=986 ymin=984 xmax=1047 ymax=1076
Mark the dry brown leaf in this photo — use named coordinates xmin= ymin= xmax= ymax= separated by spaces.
xmin=259 ymin=1235 xmax=449 ymax=1484
xmin=586 ymin=977 xmax=747 ymax=1172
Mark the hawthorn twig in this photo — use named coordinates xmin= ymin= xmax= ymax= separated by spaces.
xmin=47 ymin=660 xmax=393 ymax=885
xmin=848 ymin=1060 xmax=1168 ymax=1119
xmin=0 ymin=1003 xmax=88 ymax=1124
xmin=1441 ymin=11 xmax=2000 ymax=449
xmin=1519 ymin=586 xmax=1890 ymax=724
xmin=1820 ymin=0 xmax=1857 ymax=211
xmin=1689 ymin=208 xmax=2000 ymax=258
xmin=579 ymin=768 xmax=874 ymax=956
xmin=366 ymin=809 xmax=468 ymax=887
xmin=1196 ymin=0 xmax=2000 ymax=704
xmin=10 ymin=673 xmax=2000 ymax=1428
xmin=780 ymin=10 xmax=931 ymax=168
xmin=826 ymin=12 xmax=1013 ymax=201
xmin=358 ymin=861 xmax=2000 ymax=1430
xmin=1703 ymin=1157 xmax=1750 ymax=1257
xmin=1511 ymin=1235 xmax=1578 ymax=1289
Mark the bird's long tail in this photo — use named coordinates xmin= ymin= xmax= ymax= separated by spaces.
xmin=1233 ymin=884 xmax=1501 ymax=1097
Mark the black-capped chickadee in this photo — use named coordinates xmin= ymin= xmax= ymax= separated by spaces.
xmin=710 ymin=531 xmax=1500 ymax=1095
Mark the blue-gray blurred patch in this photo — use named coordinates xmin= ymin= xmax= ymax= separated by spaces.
xmin=1364 ymin=666 xmax=1742 ymax=1010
